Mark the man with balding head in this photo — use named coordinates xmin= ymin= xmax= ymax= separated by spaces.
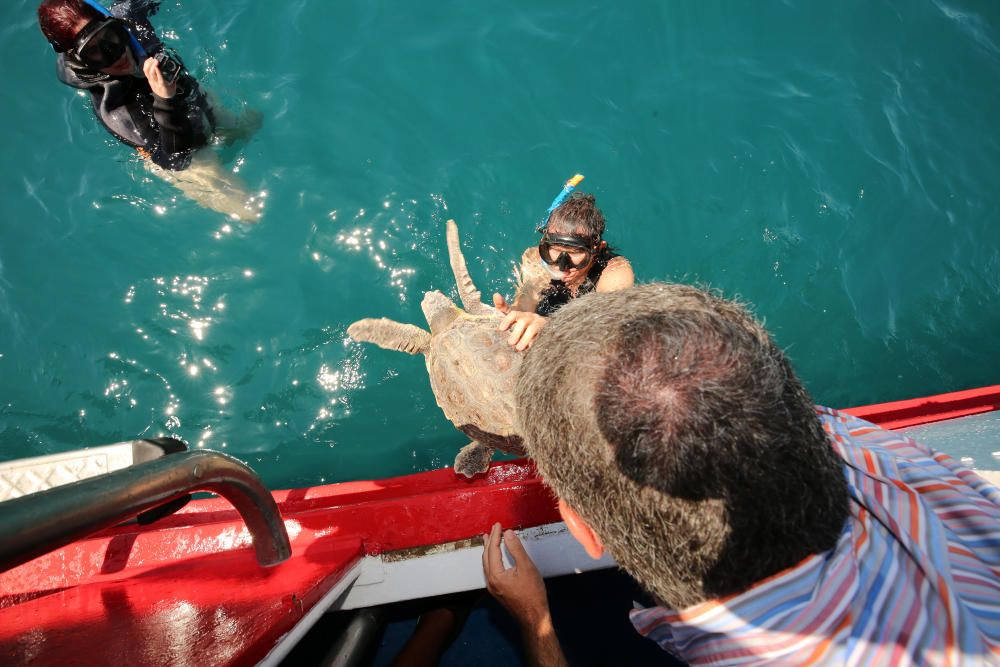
xmin=483 ymin=283 xmax=1000 ymax=666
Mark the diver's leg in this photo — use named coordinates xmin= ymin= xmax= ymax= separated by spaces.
xmin=203 ymin=88 xmax=263 ymax=144
xmin=146 ymin=149 xmax=264 ymax=222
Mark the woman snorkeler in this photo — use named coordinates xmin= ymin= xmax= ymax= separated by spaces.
xmin=37 ymin=0 xmax=263 ymax=221
xmin=493 ymin=176 xmax=635 ymax=350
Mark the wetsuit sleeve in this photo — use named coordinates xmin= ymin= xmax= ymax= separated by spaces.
xmin=151 ymin=81 xmax=204 ymax=167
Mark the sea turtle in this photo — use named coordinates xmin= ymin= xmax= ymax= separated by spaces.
xmin=347 ymin=220 xmax=525 ymax=477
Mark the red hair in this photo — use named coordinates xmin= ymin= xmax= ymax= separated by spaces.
xmin=37 ymin=0 xmax=102 ymax=52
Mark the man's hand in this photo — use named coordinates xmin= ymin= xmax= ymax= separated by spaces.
xmin=482 ymin=523 xmax=549 ymax=628
xmin=494 ymin=294 xmax=546 ymax=351
xmin=483 ymin=523 xmax=568 ymax=666
xmin=144 ymin=57 xmax=177 ymax=99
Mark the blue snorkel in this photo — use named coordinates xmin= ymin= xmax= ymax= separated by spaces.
xmin=537 ymin=174 xmax=585 ymax=232
xmin=81 ymin=0 xmax=148 ymax=59
xmin=80 ymin=0 xmax=112 ymax=18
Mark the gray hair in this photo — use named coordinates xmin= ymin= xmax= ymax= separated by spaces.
xmin=515 ymin=283 xmax=848 ymax=607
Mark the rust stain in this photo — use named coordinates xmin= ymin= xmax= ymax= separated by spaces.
xmin=381 ymin=535 xmax=483 ymax=563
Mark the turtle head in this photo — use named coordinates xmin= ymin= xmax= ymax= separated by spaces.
xmin=422 ymin=290 xmax=462 ymax=334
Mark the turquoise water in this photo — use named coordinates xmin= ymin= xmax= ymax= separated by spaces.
xmin=2 ymin=0 xmax=999 ymax=488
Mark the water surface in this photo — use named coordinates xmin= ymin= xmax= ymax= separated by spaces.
xmin=2 ymin=0 xmax=999 ymax=486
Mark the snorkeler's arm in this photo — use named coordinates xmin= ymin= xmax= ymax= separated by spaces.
xmin=494 ymin=294 xmax=546 ymax=351
xmin=148 ymin=63 xmax=202 ymax=160
xmin=498 ymin=309 xmax=546 ymax=352
xmin=151 ymin=97 xmax=200 ymax=157
xmin=596 ymin=256 xmax=635 ymax=292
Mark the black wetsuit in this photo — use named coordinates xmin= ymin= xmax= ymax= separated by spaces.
xmin=535 ymin=249 xmax=618 ymax=316
xmin=55 ymin=0 xmax=213 ymax=170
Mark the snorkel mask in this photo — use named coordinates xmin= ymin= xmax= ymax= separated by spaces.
xmin=536 ymin=174 xmax=599 ymax=273
xmin=70 ymin=17 xmax=131 ymax=69
xmin=538 ymin=233 xmax=597 ymax=272
xmin=59 ymin=0 xmax=147 ymax=72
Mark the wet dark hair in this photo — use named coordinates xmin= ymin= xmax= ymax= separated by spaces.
xmin=38 ymin=0 xmax=102 ymax=52
xmin=545 ymin=192 xmax=606 ymax=244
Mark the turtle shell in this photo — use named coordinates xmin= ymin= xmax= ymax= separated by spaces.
xmin=425 ymin=313 xmax=525 ymax=455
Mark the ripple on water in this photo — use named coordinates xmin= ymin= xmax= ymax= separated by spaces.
xmin=304 ymin=192 xmax=454 ymax=304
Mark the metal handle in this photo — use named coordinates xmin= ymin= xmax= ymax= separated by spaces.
xmin=0 ymin=450 xmax=291 ymax=573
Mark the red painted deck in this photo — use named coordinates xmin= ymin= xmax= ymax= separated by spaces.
xmin=1 ymin=535 xmax=361 ymax=666
xmin=2 ymin=386 xmax=998 ymax=666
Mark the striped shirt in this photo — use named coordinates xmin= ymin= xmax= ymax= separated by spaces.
xmin=630 ymin=407 xmax=1000 ymax=666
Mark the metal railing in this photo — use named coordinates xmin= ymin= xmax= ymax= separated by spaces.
xmin=0 ymin=450 xmax=291 ymax=573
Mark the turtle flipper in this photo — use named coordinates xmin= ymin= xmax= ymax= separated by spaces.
xmin=347 ymin=318 xmax=431 ymax=355
xmin=453 ymin=441 xmax=495 ymax=478
xmin=446 ymin=220 xmax=488 ymax=316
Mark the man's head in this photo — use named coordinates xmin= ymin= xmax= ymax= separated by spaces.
xmin=516 ymin=283 xmax=848 ymax=608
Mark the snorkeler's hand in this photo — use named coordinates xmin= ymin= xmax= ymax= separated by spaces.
xmin=483 ymin=523 xmax=550 ymax=630
xmin=144 ymin=57 xmax=177 ymax=99
xmin=493 ymin=293 xmax=511 ymax=314
xmin=498 ymin=310 xmax=546 ymax=352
